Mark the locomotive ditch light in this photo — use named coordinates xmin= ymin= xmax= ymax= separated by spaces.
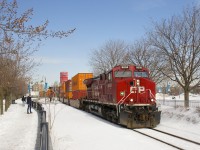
xmin=136 ymin=79 xmax=140 ymax=86
xmin=130 ymin=99 xmax=133 ymax=102
xmin=120 ymin=91 xmax=125 ymax=96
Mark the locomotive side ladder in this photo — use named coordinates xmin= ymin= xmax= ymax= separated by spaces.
xmin=116 ymin=91 xmax=133 ymax=117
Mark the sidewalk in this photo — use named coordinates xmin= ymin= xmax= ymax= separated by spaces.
xmin=0 ymin=99 xmax=38 ymax=150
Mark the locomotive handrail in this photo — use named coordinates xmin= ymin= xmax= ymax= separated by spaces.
xmin=117 ymin=92 xmax=132 ymax=105
xmin=116 ymin=91 xmax=133 ymax=116
xmin=146 ymin=89 xmax=156 ymax=101
xmin=117 ymin=92 xmax=126 ymax=105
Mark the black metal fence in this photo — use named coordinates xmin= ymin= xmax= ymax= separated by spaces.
xmin=157 ymin=99 xmax=200 ymax=108
xmin=32 ymin=101 xmax=49 ymax=150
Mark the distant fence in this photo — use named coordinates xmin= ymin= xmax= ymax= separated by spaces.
xmin=157 ymin=99 xmax=200 ymax=108
xmin=32 ymin=101 xmax=49 ymax=150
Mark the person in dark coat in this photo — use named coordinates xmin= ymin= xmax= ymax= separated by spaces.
xmin=22 ymin=96 xmax=26 ymax=103
xmin=27 ymin=95 xmax=32 ymax=114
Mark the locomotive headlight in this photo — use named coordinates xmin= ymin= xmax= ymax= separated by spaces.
xmin=136 ymin=80 xmax=140 ymax=86
xmin=120 ymin=91 xmax=125 ymax=96
xmin=130 ymin=99 xmax=133 ymax=102
xmin=151 ymin=99 xmax=154 ymax=102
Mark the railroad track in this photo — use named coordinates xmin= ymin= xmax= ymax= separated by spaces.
xmin=133 ymin=128 xmax=200 ymax=150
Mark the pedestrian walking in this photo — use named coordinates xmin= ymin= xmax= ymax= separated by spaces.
xmin=22 ymin=96 xmax=26 ymax=106
xmin=22 ymin=96 xmax=25 ymax=103
xmin=27 ymin=95 xmax=32 ymax=114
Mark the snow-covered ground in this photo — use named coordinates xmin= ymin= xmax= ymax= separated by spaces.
xmin=0 ymin=96 xmax=200 ymax=150
xmin=43 ymin=96 xmax=200 ymax=150
xmin=156 ymin=93 xmax=200 ymax=108
xmin=0 ymin=100 xmax=38 ymax=150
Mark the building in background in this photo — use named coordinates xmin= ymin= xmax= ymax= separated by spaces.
xmin=60 ymin=72 xmax=68 ymax=84
xmin=59 ymin=72 xmax=68 ymax=100
xmin=31 ymin=82 xmax=44 ymax=98
xmin=32 ymin=82 xmax=44 ymax=92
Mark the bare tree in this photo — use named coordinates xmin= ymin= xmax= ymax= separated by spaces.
xmin=89 ymin=40 xmax=129 ymax=75
xmin=0 ymin=0 xmax=75 ymax=41
xmin=127 ymin=38 xmax=166 ymax=84
xmin=0 ymin=0 xmax=75 ymax=113
xmin=148 ymin=5 xmax=200 ymax=108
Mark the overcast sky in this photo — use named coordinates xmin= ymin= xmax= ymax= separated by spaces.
xmin=18 ymin=0 xmax=200 ymax=85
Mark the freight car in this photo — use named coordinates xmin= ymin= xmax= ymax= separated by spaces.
xmin=69 ymin=73 xmax=93 ymax=107
xmin=63 ymin=65 xmax=161 ymax=128
xmin=60 ymin=80 xmax=72 ymax=105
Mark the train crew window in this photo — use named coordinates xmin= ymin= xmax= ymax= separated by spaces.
xmin=114 ymin=70 xmax=132 ymax=77
xmin=134 ymin=71 xmax=148 ymax=77
xmin=130 ymin=81 xmax=134 ymax=86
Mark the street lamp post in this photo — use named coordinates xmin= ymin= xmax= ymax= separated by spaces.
xmin=28 ymin=81 xmax=33 ymax=96
xmin=41 ymin=76 xmax=48 ymax=103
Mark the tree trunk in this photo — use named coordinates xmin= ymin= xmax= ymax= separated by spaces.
xmin=0 ymin=91 xmax=3 ymax=115
xmin=5 ymin=99 xmax=9 ymax=112
xmin=4 ymin=94 xmax=9 ymax=112
xmin=184 ymin=90 xmax=189 ymax=108
xmin=0 ymin=99 xmax=3 ymax=115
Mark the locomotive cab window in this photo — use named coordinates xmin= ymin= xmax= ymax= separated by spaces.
xmin=134 ymin=71 xmax=148 ymax=77
xmin=114 ymin=70 xmax=132 ymax=78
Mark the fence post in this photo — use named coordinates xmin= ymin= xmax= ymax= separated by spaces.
xmin=37 ymin=103 xmax=42 ymax=111
xmin=41 ymin=110 xmax=46 ymax=123
xmin=34 ymin=102 xmax=49 ymax=150
xmin=40 ymin=122 xmax=49 ymax=150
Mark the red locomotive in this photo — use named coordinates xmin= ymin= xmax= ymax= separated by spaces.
xmin=62 ymin=65 xmax=161 ymax=128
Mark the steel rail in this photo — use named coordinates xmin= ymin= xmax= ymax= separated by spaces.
xmin=133 ymin=129 xmax=184 ymax=150
xmin=151 ymin=128 xmax=200 ymax=146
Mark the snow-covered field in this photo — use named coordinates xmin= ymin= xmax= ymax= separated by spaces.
xmin=0 ymin=95 xmax=200 ymax=150
xmin=42 ymin=97 xmax=200 ymax=150
xmin=157 ymin=93 xmax=200 ymax=108
xmin=157 ymin=93 xmax=200 ymax=101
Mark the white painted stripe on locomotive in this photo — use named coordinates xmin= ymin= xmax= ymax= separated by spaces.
xmin=83 ymin=99 xmax=151 ymax=106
